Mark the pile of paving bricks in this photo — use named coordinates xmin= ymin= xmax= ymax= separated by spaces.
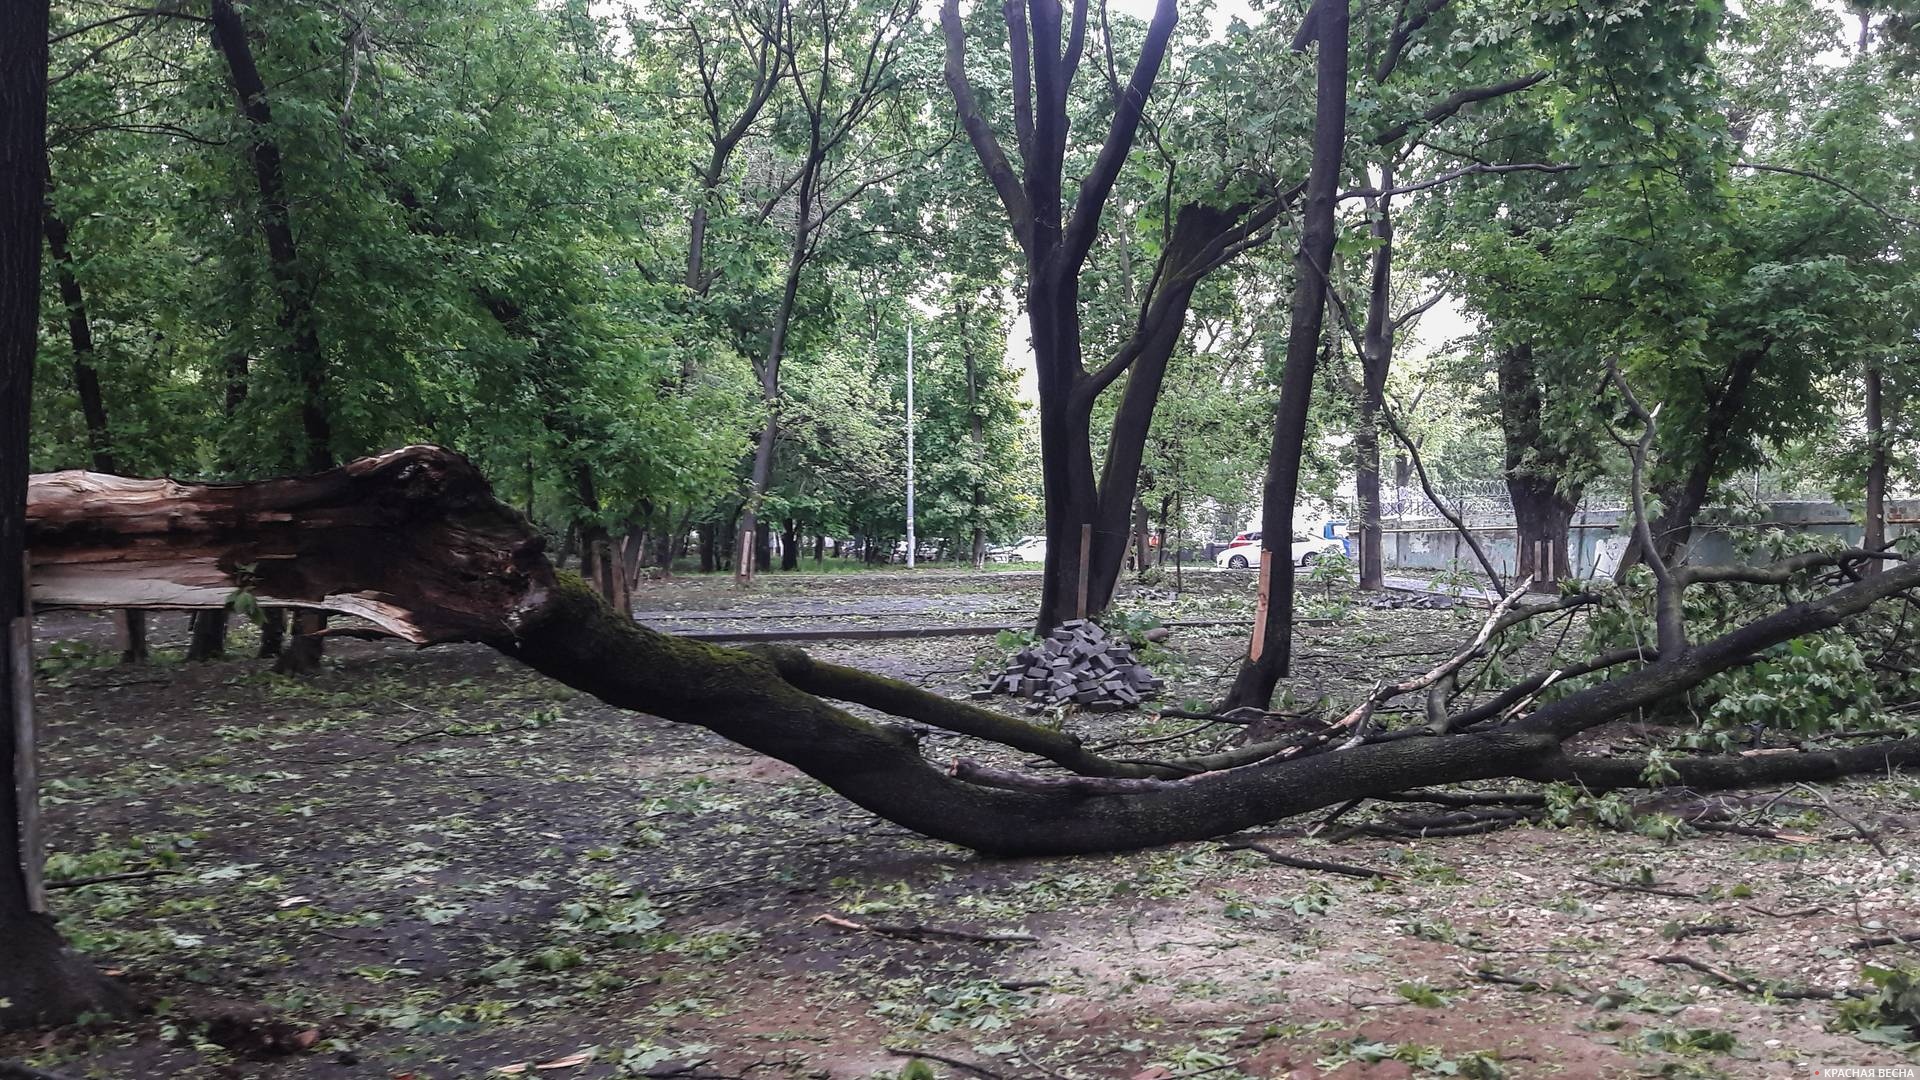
xmin=976 ymin=619 xmax=1164 ymax=712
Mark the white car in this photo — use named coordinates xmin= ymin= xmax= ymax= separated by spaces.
xmin=988 ymin=536 xmax=1047 ymax=563
xmin=1215 ymin=532 xmax=1342 ymax=570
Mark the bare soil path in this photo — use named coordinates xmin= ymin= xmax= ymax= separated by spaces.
xmin=5 ymin=571 xmax=1915 ymax=1079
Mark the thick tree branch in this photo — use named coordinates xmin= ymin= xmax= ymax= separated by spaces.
xmin=1370 ymin=72 xmax=1549 ymax=146
xmin=941 ymin=0 xmax=1032 ymax=248
xmin=1341 ymin=161 xmax=1578 ymax=200
xmin=1735 ymin=161 xmax=1919 ymax=229
xmin=1059 ymin=0 xmax=1176 ymax=272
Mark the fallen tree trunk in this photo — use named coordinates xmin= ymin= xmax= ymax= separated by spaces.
xmin=25 ymin=447 xmax=1920 ymax=856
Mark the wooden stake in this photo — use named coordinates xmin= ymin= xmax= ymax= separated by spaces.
xmin=1076 ymin=524 xmax=1091 ymax=621
xmin=1249 ymin=556 xmax=1272 ymax=661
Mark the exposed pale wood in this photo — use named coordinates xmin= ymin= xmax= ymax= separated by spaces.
xmin=25 ymin=448 xmax=547 ymax=647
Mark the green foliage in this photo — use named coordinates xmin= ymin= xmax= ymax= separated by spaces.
xmin=1833 ymin=963 xmax=1920 ymax=1048
xmin=1581 ymin=530 xmax=1920 ymax=741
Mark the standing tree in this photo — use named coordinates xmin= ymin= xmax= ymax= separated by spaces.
xmin=734 ymin=0 xmax=918 ymax=582
xmin=940 ymin=0 xmax=1312 ymax=628
xmin=1 ymin=0 xmax=126 ymax=1028
xmin=1224 ymin=0 xmax=1347 ymax=708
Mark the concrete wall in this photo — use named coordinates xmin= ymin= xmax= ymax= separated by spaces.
xmin=1382 ymin=500 xmax=1920 ymax=580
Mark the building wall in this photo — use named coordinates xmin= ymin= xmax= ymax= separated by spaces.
xmin=1382 ymin=501 xmax=1920 ymax=580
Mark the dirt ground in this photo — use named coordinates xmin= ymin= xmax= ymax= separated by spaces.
xmin=5 ymin=568 xmax=1918 ymax=1079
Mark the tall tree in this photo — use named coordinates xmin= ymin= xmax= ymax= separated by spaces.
xmin=734 ymin=0 xmax=917 ymax=582
xmin=940 ymin=0 xmax=1303 ymax=627
xmin=1 ymin=0 xmax=126 ymax=1028
xmin=1224 ymin=0 xmax=1348 ymax=709
xmin=42 ymin=201 xmax=148 ymax=658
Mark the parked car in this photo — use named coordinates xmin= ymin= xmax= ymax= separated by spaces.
xmin=987 ymin=535 xmax=1047 ymax=563
xmin=1214 ymin=532 xmax=1343 ymax=570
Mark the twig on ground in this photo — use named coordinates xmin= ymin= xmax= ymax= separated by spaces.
xmin=1650 ymin=953 xmax=1840 ymax=1000
xmin=44 ymin=868 xmax=177 ymax=889
xmin=1221 ymin=839 xmax=1400 ymax=880
xmin=1664 ymin=922 xmax=1750 ymax=942
xmin=1307 ymin=798 xmax=1366 ymax=836
xmin=1464 ymin=964 xmax=1593 ymax=999
xmin=1743 ymin=903 xmax=1830 ymax=918
xmin=1792 ymin=782 xmax=1890 ymax=857
xmin=1846 ymin=930 xmax=1920 ymax=951
xmin=884 ymin=1047 xmax=1005 ymax=1079
xmin=1576 ymin=875 xmax=1702 ymax=901
xmin=815 ymin=913 xmax=1037 ymax=945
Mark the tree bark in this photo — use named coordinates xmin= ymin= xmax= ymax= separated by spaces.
xmin=1865 ymin=363 xmax=1887 ymax=574
xmin=209 ymin=0 xmax=331 ymax=475
xmin=212 ymin=0 xmax=334 ymax=674
xmin=1497 ymin=342 xmax=1581 ymax=590
xmin=44 ymin=208 xmax=150 ymax=662
xmin=699 ymin=519 xmax=717 ymax=572
xmin=1 ymin=2 xmax=131 ymax=1028
xmin=1226 ymin=0 xmax=1349 ymax=709
xmin=781 ymin=517 xmax=800 ymax=571
xmin=1353 ymin=160 xmax=1395 ymax=592
xmin=961 ymin=298 xmax=988 ymax=570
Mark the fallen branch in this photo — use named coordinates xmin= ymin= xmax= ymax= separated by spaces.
xmin=1847 ymin=931 xmax=1920 ymax=951
xmin=44 ymin=868 xmax=176 ymax=890
xmin=814 ymin=913 xmax=1037 ymax=946
xmin=1663 ymin=922 xmax=1750 ymax=942
xmin=884 ymin=1049 xmax=1004 ymax=1079
xmin=1649 ymin=953 xmax=1841 ymax=1001
xmin=25 ymin=448 xmax=1920 ymax=858
xmin=1221 ymin=839 xmax=1400 ymax=880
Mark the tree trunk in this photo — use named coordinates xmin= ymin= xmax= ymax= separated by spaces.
xmin=1226 ymin=0 xmax=1349 ymax=709
xmin=1497 ymin=342 xmax=1580 ymax=591
xmin=257 ymin=607 xmax=285 ymax=658
xmin=209 ymin=0 xmax=331 ymax=474
xmin=212 ymin=0 xmax=333 ymax=673
xmin=1155 ymin=492 xmax=1172 ymax=566
xmin=699 ymin=519 xmax=717 ymax=573
xmin=1 ymin=5 xmax=131 ymax=1026
xmin=781 ymin=518 xmax=800 ymax=571
xmin=755 ymin=520 xmax=773 ymax=577
xmin=186 ymin=610 xmax=228 ymax=661
xmin=961 ymin=298 xmax=989 ymax=570
xmin=1353 ymin=159 xmax=1396 ymax=592
xmin=1132 ymin=497 xmax=1150 ymax=573
xmin=1510 ymin=476 xmax=1577 ymax=587
xmin=273 ymin=610 xmax=324 ymax=675
xmin=1865 ymin=363 xmax=1887 ymax=574
xmin=1617 ymin=346 xmax=1766 ymax=576
xmin=45 ymin=208 xmax=151 ymax=662
xmin=814 ymin=532 xmax=825 ymax=567
xmin=572 ymin=465 xmax=627 ymax=614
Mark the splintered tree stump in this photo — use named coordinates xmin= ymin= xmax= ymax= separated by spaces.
xmin=23 ymin=446 xmax=1920 ymax=857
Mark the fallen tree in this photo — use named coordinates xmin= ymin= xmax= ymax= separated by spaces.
xmin=24 ymin=446 xmax=1920 ymax=857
